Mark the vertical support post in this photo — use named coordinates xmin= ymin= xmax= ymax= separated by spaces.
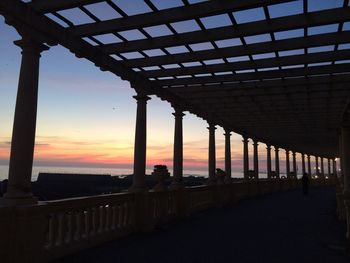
xmin=243 ymin=136 xmax=249 ymax=180
xmin=224 ymin=130 xmax=232 ymax=180
xmin=207 ymin=123 xmax=216 ymax=184
xmin=328 ymin=158 xmax=331 ymax=178
xmin=266 ymin=144 xmax=272 ymax=179
xmin=253 ymin=140 xmax=259 ymax=180
xmin=333 ymin=158 xmax=338 ymax=177
xmin=3 ymin=38 xmax=48 ymax=205
xmin=307 ymin=155 xmax=312 ymax=177
xmin=315 ymin=156 xmax=320 ymax=177
xmin=341 ymin=125 xmax=350 ymax=239
xmin=275 ymin=147 xmax=280 ymax=178
xmin=292 ymin=151 xmax=297 ymax=178
xmin=286 ymin=150 xmax=290 ymax=178
xmin=302 ymin=153 xmax=306 ymax=176
xmin=171 ymin=109 xmax=185 ymax=189
xmin=340 ymin=134 xmax=344 ymax=177
xmin=320 ymin=157 xmax=324 ymax=178
xmin=129 ymin=94 xmax=151 ymax=192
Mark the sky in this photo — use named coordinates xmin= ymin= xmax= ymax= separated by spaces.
xmin=0 ymin=0 xmax=342 ymax=176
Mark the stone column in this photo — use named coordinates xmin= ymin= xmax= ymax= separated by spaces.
xmin=129 ymin=94 xmax=151 ymax=192
xmin=292 ymin=151 xmax=297 ymax=177
xmin=301 ymin=153 xmax=306 ymax=175
xmin=253 ymin=140 xmax=259 ymax=179
xmin=333 ymin=158 xmax=338 ymax=177
xmin=286 ymin=150 xmax=290 ymax=178
xmin=171 ymin=109 xmax=185 ymax=189
xmin=208 ymin=123 xmax=216 ymax=183
xmin=328 ymin=158 xmax=331 ymax=177
xmin=315 ymin=156 xmax=320 ymax=176
xmin=307 ymin=155 xmax=312 ymax=177
xmin=3 ymin=38 xmax=48 ymax=205
xmin=342 ymin=126 xmax=350 ymax=195
xmin=320 ymin=157 xmax=324 ymax=178
xmin=243 ymin=136 xmax=249 ymax=179
xmin=341 ymin=125 xmax=350 ymax=239
xmin=266 ymin=144 xmax=272 ymax=179
xmin=275 ymin=147 xmax=280 ymax=178
xmin=224 ymin=130 xmax=232 ymax=180
xmin=340 ymin=133 xmax=344 ymax=176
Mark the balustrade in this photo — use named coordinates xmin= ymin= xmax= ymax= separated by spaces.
xmin=0 ymin=178 xmax=336 ymax=262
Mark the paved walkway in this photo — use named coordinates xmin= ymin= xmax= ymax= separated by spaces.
xmin=57 ymin=187 xmax=349 ymax=263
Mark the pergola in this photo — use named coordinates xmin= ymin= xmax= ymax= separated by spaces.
xmin=0 ymin=0 xmax=350 ymax=195
xmin=2 ymin=1 xmax=350 ymax=261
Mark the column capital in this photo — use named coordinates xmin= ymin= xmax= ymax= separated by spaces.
xmin=292 ymin=151 xmax=296 ymax=156
xmin=224 ymin=131 xmax=231 ymax=137
xmin=286 ymin=149 xmax=290 ymax=154
xmin=207 ymin=123 xmax=216 ymax=131
xmin=274 ymin=146 xmax=279 ymax=152
xmin=253 ymin=141 xmax=259 ymax=147
xmin=14 ymin=38 xmax=49 ymax=54
xmin=172 ymin=111 xmax=185 ymax=118
xmin=133 ymin=94 xmax=151 ymax=102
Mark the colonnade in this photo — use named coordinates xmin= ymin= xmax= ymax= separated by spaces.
xmin=0 ymin=35 xmax=342 ymax=205
xmin=242 ymin=137 xmax=337 ymax=180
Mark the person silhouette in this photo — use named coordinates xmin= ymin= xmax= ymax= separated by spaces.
xmin=301 ymin=173 xmax=309 ymax=195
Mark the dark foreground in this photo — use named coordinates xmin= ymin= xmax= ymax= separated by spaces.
xmin=56 ymin=187 xmax=349 ymax=263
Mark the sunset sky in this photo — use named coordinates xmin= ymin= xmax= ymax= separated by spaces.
xmin=1 ymin=0 xmax=340 ymax=175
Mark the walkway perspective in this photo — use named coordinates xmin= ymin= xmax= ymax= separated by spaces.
xmin=57 ymin=187 xmax=348 ymax=263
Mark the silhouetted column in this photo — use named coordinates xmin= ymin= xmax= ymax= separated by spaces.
xmin=266 ymin=144 xmax=272 ymax=179
xmin=130 ymin=94 xmax=150 ymax=192
xmin=3 ymin=38 xmax=48 ymax=205
xmin=315 ymin=156 xmax=320 ymax=176
xmin=208 ymin=123 xmax=216 ymax=183
xmin=171 ymin=109 xmax=185 ymax=189
xmin=342 ymin=126 xmax=350 ymax=195
xmin=224 ymin=130 xmax=232 ymax=179
xmin=341 ymin=126 xmax=350 ymax=239
xmin=301 ymin=153 xmax=306 ymax=175
xmin=340 ymin=133 xmax=344 ymax=176
xmin=333 ymin=158 xmax=337 ymax=176
xmin=286 ymin=150 xmax=290 ymax=178
xmin=320 ymin=157 xmax=324 ymax=178
xmin=328 ymin=158 xmax=331 ymax=177
xmin=307 ymin=155 xmax=312 ymax=177
xmin=243 ymin=136 xmax=249 ymax=179
xmin=253 ymin=140 xmax=259 ymax=179
xmin=275 ymin=147 xmax=280 ymax=178
xmin=292 ymin=151 xmax=297 ymax=177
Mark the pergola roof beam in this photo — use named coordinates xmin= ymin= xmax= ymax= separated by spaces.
xmin=171 ymin=74 xmax=350 ymax=94
xmin=142 ymin=50 xmax=350 ymax=78
xmin=157 ymin=63 xmax=350 ymax=86
xmin=64 ymin=0 xmax=291 ymax=37
xmin=99 ymin=8 xmax=350 ymax=53
xmin=29 ymin=0 xmax=103 ymax=13
xmin=123 ymin=32 xmax=350 ymax=68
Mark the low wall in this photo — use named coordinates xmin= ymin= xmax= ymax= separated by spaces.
xmin=0 ymin=178 xmax=336 ymax=263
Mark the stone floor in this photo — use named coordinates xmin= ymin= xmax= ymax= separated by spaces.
xmin=56 ymin=187 xmax=349 ymax=263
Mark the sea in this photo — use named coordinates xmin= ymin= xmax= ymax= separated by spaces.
xmin=0 ymin=164 xmax=252 ymax=181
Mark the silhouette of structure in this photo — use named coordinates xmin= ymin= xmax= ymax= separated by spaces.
xmin=0 ymin=0 xmax=349 ymax=262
